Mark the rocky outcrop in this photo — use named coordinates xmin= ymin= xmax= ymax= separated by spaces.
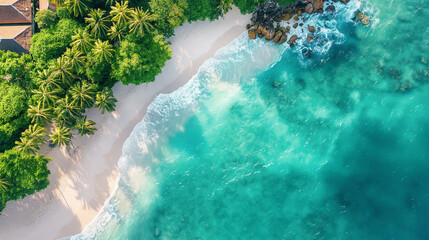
xmin=248 ymin=29 xmax=256 ymax=39
xmin=355 ymin=11 xmax=370 ymax=25
xmin=247 ymin=0 xmax=349 ymax=47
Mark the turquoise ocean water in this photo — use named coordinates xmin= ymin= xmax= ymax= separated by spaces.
xmin=71 ymin=0 xmax=429 ymax=239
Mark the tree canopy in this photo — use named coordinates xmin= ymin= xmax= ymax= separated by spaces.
xmin=0 ymin=82 xmax=30 ymax=153
xmin=112 ymin=34 xmax=172 ymax=85
xmin=0 ymin=149 xmax=50 ymax=212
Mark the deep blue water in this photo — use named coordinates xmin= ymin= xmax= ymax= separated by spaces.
xmin=71 ymin=0 xmax=429 ymax=239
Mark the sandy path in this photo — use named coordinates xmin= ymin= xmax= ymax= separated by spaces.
xmin=0 ymin=7 xmax=250 ymax=240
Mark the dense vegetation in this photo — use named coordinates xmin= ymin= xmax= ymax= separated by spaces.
xmin=0 ymin=0 xmax=296 ymax=213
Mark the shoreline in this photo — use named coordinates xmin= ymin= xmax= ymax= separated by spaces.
xmin=0 ymin=7 xmax=250 ymax=240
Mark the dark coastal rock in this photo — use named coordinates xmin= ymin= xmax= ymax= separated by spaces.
xmin=340 ymin=0 xmax=350 ymax=4
xmin=307 ymin=35 xmax=314 ymax=42
xmin=248 ymin=29 xmax=256 ymax=39
xmin=283 ymin=13 xmax=293 ymax=21
xmin=302 ymin=49 xmax=313 ymax=58
xmin=251 ymin=1 xmax=284 ymax=31
xmin=266 ymin=29 xmax=275 ymax=40
xmin=247 ymin=0 xmax=350 ymax=42
xmin=289 ymin=35 xmax=298 ymax=42
xmin=355 ymin=11 xmax=370 ymax=25
xmin=308 ymin=26 xmax=315 ymax=32
xmin=273 ymin=31 xmax=283 ymax=42
xmin=279 ymin=35 xmax=288 ymax=44
xmin=305 ymin=3 xmax=314 ymax=14
xmin=313 ymin=0 xmax=324 ymax=11
xmin=326 ymin=5 xmax=336 ymax=12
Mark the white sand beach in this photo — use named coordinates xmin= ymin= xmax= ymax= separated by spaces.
xmin=0 ymin=7 xmax=250 ymax=240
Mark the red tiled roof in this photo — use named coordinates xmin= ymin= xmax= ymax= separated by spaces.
xmin=0 ymin=0 xmax=32 ymax=24
xmin=0 ymin=25 xmax=31 ymax=54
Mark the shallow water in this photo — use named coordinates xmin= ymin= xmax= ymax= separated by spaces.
xmin=71 ymin=0 xmax=429 ymax=239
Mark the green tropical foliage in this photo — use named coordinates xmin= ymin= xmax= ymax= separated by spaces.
xmin=34 ymin=9 xmax=58 ymax=29
xmin=91 ymin=40 xmax=115 ymax=63
xmin=68 ymin=81 xmax=97 ymax=108
xmin=112 ymin=35 xmax=172 ymax=85
xmin=0 ymin=82 xmax=30 ymax=152
xmin=110 ymin=1 xmax=133 ymax=27
xmin=32 ymin=85 xmax=60 ymax=108
xmin=149 ymin=0 xmax=188 ymax=37
xmin=95 ymin=89 xmax=117 ymax=114
xmin=65 ymin=0 xmax=89 ymax=17
xmin=28 ymin=103 xmax=52 ymax=126
xmin=50 ymin=57 xmax=74 ymax=87
xmin=63 ymin=48 xmax=86 ymax=73
xmin=71 ymin=29 xmax=94 ymax=54
xmin=85 ymin=9 xmax=110 ymax=39
xmin=74 ymin=115 xmax=97 ymax=136
xmin=36 ymin=69 xmax=62 ymax=90
xmin=129 ymin=8 xmax=157 ymax=37
xmin=108 ymin=22 xmax=127 ymax=43
xmin=55 ymin=95 xmax=82 ymax=126
xmin=30 ymin=19 xmax=82 ymax=62
xmin=0 ymin=149 xmax=50 ymax=212
xmin=49 ymin=126 xmax=72 ymax=146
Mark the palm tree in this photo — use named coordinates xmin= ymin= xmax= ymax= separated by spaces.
xmin=85 ymin=9 xmax=110 ymax=39
xmin=92 ymin=39 xmax=115 ymax=63
xmin=49 ymin=126 xmax=72 ymax=147
xmin=50 ymin=0 xmax=66 ymax=6
xmin=107 ymin=23 xmax=126 ymax=43
xmin=55 ymin=95 xmax=82 ymax=125
xmin=217 ymin=0 xmax=233 ymax=14
xmin=129 ymin=8 xmax=157 ymax=37
xmin=74 ymin=115 xmax=96 ymax=136
xmin=50 ymin=57 xmax=74 ymax=87
xmin=105 ymin=0 xmax=115 ymax=7
xmin=0 ymin=176 xmax=8 ymax=193
xmin=14 ymin=136 xmax=41 ymax=154
xmin=37 ymin=70 xmax=62 ymax=91
xmin=32 ymin=85 xmax=60 ymax=108
xmin=71 ymin=29 xmax=94 ymax=54
xmin=65 ymin=0 xmax=89 ymax=17
xmin=23 ymin=124 xmax=47 ymax=143
xmin=110 ymin=1 xmax=133 ymax=27
xmin=28 ymin=102 xmax=52 ymax=126
xmin=95 ymin=89 xmax=117 ymax=114
xmin=63 ymin=48 xmax=86 ymax=74
xmin=68 ymin=81 xmax=97 ymax=108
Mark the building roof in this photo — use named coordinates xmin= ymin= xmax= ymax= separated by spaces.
xmin=39 ymin=0 xmax=56 ymax=11
xmin=0 ymin=25 xmax=31 ymax=54
xmin=0 ymin=0 xmax=32 ymax=24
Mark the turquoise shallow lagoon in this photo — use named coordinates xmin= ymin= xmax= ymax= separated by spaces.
xmin=72 ymin=0 xmax=429 ymax=239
